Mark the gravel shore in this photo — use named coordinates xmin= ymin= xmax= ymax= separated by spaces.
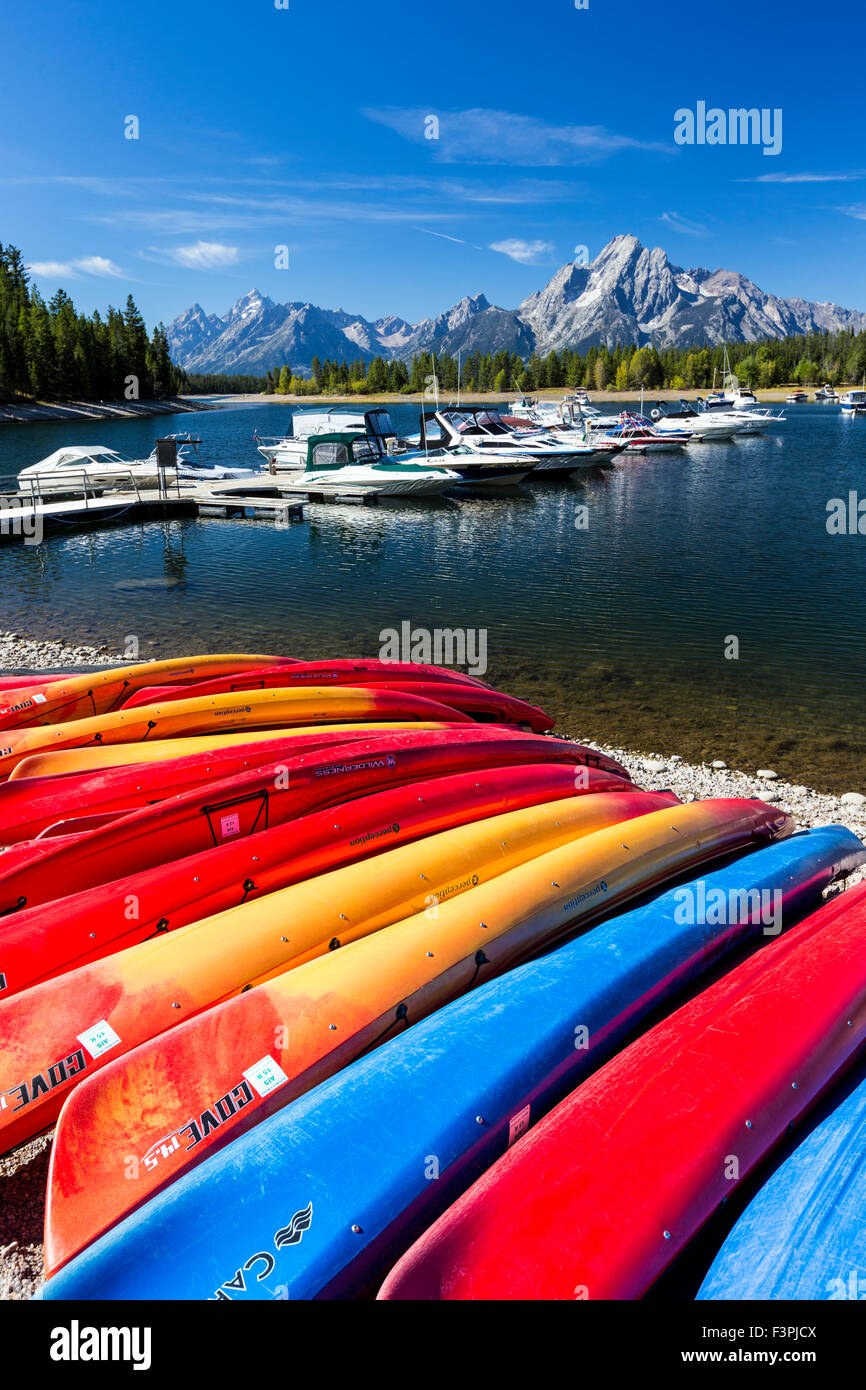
xmin=0 ymin=631 xmax=123 ymax=673
xmin=1 ymin=631 xmax=864 ymax=1298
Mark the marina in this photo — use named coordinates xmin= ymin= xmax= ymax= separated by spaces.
xmin=2 ymin=393 xmax=866 ymax=790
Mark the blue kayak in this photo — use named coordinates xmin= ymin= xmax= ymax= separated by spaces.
xmin=42 ymin=825 xmax=864 ymax=1301
xmin=698 ymin=1063 xmax=866 ymax=1300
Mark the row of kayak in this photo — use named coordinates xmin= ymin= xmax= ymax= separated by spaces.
xmin=0 ymin=652 xmax=864 ymax=1299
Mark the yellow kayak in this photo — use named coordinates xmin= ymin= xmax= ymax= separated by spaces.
xmin=7 ymin=723 xmax=446 ymax=779
xmin=0 ymin=790 xmax=665 ymax=1152
xmin=0 ymin=687 xmax=469 ymax=780
xmin=0 ymin=654 xmax=286 ymax=731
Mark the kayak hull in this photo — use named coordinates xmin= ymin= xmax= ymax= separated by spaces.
xmin=42 ymin=824 xmax=855 ymax=1300
xmin=41 ymin=797 xmax=787 ymax=1275
xmin=697 ymin=1066 xmax=866 ymax=1300
xmin=0 ymin=655 xmax=293 ymax=731
xmin=379 ymin=879 xmax=866 ymax=1300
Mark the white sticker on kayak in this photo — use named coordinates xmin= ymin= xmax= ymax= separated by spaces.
xmin=243 ymin=1055 xmax=289 ymax=1099
xmin=77 ymin=1020 xmax=121 ymax=1059
xmin=508 ymin=1104 xmax=531 ymax=1148
xmin=220 ymin=812 xmax=241 ymax=838
xmin=32 ymin=694 xmax=47 ymax=704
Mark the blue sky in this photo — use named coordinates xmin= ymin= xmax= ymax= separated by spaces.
xmin=2 ymin=0 xmax=865 ymax=330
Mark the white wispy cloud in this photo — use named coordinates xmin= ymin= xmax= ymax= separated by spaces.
xmin=26 ymin=255 xmax=126 ymax=279
xmin=742 ymin=171 xmax=866 ymax=183
xmin=660 ymin=211 xmax=708 ymax=237
xmin=489 ymin=238 xmax=555 ymax=264
xmin=414 ymin=227 xmax=467 ymax=244
xmin=364 ymin=107 xmax=669 ymax=165
xmin=842 ymin=204 xmax=866 ymax=221
xmin=161 ymin=241 xmax=241 ymax=269
xmin=75 ymin=255 xmax=125 ymax=277
xmin=27 ymin=261 xmax=76 ymax=278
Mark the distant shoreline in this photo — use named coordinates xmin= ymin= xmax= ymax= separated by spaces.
xmin=190 ymin=388 xmax=831 ymax=407
xmin=0 ymin=398 xmax=214 ymax=426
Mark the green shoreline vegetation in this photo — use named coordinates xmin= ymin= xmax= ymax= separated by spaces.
xmin=252 ymin=332 xmax=866 ymax=400
xmin=5 ymin=240 xmax=866 ymax=408
xmin=0 ymin=242 xmax=180 ymax=403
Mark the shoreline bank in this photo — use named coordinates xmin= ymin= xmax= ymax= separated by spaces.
xmin=0 ymin=398 xmax=214 ymax=426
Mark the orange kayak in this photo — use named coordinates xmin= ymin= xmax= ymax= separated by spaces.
xmin=0 ymin=654 xmax=292 ymax=731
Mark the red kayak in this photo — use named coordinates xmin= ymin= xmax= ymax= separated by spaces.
xmin=0 ymin=762 xmax=637 ymax=996
xmin=0 ymin=727 xmax=623 ymax=916
xmin=122 ymin=670 xmax=552 ymax=733
xmin=378 ymin=882 xmax=866 ymax=1301
xmin=0 ymin=724 xmax=479 ymax=845
xmin=120 ymin=659 xmax=492 ymax=706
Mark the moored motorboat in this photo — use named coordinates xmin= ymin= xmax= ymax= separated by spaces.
xmin=413 ymin=407 xmax=589 ymax=474
xmin=17 ymin=437 xmax=251 ymax=496
xmin=592 ymin=412 xmax=690 ymax=453
xmin=235 ymin=430 xmax=459 ymax=498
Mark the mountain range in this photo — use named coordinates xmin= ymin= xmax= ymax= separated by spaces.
xmin=166 ymin=234 xmax=866 ymax=377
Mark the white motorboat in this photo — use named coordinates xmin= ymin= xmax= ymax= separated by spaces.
xmin=786 ymin=390 xmax=809 ymax=404
xmin=149 ymin=434 xmax=253 ymax=481
xmin=814 ymin=384 xmax=839 ymax=402
xmin=418 ymin=406 xmax=593 ymax=473
xmin=650 ymin=402 xmax=741 ymax=440
xmin=692 ymin=397 xmax=782 ymax=433
xmin=508 ymin=392 xmax=591 ymax=426
xmin=498 ymin=404 xmax=624 ymax=465
xmin=701 ymin=346 xmax=761 ymax=411
xmin=250 ymin=430 xmax=459 ymax=497
xmin=18 ymin=438 xmax=250 ymax=495
xmin=840 ymin=390 xmax=866 ymax=414
xmin=17 ymin=446 xmax=160 ymax=493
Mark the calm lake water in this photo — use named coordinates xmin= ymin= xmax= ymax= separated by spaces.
xmin=0 ymin=398 xmax=863 ymax=790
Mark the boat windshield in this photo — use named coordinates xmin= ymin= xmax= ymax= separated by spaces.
xmin=420 ymin=414 xmax=449 ymax=447
xmin=443 ymin=409 xmax=511 ymax=437
xmin=58 ymin=449 xmax=128 ymax=468
xmin=310 ymin=441 xmax=351 ymax=469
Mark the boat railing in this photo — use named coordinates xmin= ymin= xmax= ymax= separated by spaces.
xmin=0 ymin=467 xmax=199 ymax=510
